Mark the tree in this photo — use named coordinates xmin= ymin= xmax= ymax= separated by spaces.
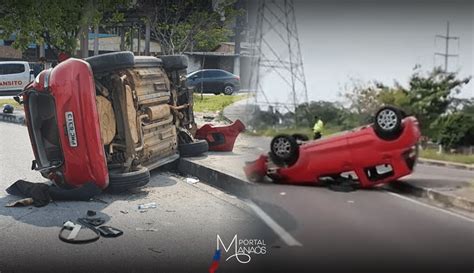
xmin=341 ymin=78 xmax=382 ymax=118
xmin=0 ymin=0 xmax=129 ymax=56
xmin=137 ymin=0 xmax=238 ymax=54
xmin=341 ymin=67 xmax=471 ymax=137
xmin=403 ymin=67 xmax=470 ymax=136
xmin=295 ymin=101 xmax=348 ymax=128
xmin=430 ymin=113 xmax=474 ymax=149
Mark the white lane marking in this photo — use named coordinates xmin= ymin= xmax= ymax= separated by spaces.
xmin=384 ymin=191 xmax=474 ymax=224
xmin=245 ymin=200 xmax=303 ymax=247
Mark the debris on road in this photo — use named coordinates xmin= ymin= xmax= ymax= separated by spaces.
xmin=203 ymin=115 xmax=215 ymax=121
xmin=148 ymin=248 xmax=163 ymax=254
xmin=5 ymin=197 xmax=34 ymax=207
xmin=87 ymin=210 xmax=97 ymax=217
xmin=6 ymin=180 xmax=102 ymax=207
xmin=185 ymin=177 xmax=199 ymax=184
xmin=138 ymin=202 xmax=157 ymax=209
xmin=59 ymin=214 xmax=123 ymax=244
xmin=120 ymin=210 xmax=129 ymax=214
xmin=136 ymin=227 xmax=158 ymax=232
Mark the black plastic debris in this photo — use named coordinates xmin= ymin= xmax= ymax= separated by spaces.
xmin=6 ymin=180 xmax=102 ymax=207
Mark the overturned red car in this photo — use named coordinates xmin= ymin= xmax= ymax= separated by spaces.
xmin=244 ymin=106 xmax=420 ymax=188
xmin=20 ymin=52 xmax=206 ymax=192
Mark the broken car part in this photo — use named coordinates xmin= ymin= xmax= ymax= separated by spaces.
xmin=195 ymin=119 xmax=246 ymax=152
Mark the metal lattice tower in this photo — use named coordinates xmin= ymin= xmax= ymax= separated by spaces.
xmin=249 ymin=0 xmax=308 ymax=115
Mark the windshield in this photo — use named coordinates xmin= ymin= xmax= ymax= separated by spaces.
xmin=27 ymin=91 xmax=63 ymax=169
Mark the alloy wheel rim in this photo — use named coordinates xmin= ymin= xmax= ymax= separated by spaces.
xmin=273 ymin=138 xmax=291 ymax=158
xmin=377 ymin=109 xmax=398 ymax=130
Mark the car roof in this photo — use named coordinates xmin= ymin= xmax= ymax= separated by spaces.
xmin=0 ymin=61 xmax=29 ymax=65
xmin=187 ymin=69 xmax=232 ymax=75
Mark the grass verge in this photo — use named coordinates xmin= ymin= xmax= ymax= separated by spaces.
xmin=246 ymin=126 xmax=342 ymax=138
xmin=420 ymin=148 xmax=474 ymax=165
xmin=0 ymin=98 xmax=22 ymax=109
xmin=193 ymin=94 xmax=247 ymax=112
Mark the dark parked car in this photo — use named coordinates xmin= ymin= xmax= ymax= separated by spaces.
xmin=186 ymin=69 xmax=240 ymax=95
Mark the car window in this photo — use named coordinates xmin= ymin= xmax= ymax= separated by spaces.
xmin=189 ymin=71 xmax=202 ymax=78
xmin=214 ymin=70 xmax=228 ymax=77
xmin=203 ymin=71 xmax=214 ymax=77
xmin=0 ymin=63 xmax=26 ymax=75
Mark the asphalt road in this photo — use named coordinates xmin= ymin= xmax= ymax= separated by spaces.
xmin=1 ymin=122 xmax=474 ymax=272
xmin=0 ymin=122 xmax=281 ymax=273
xmin=236 ymin=134 xmax=474 ymax=272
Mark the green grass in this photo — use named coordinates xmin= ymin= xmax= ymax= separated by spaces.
xmin=247 ymin=126 xmax=342 ymax=138
xmin=420 ymin=148 xmax=474 ymax=165
xmin=0 ymin=98 xmax=22 ymax=109
xmin=192 ymin=94 xmax=247 ymax=112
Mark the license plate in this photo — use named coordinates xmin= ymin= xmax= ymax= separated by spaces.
xmin=65 ymin=111 xmax=78 ymax=147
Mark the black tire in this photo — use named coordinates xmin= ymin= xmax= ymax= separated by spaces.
xmin=373 ymin=106 xmax=403 ymax=140
xmin=134 ymin=56 xmax=163 ymax=68
xmin=85 ymin=51 xmax=135 ymax=74
xmin=269 ymin=134 xmax=299 ymax=167
xmin=107 ymin=166 xmax=150 ymax=192
xmin=160 ymin=55 xmax=188 ymax=71
xmin=178 ymin=139 xmax=209 ymax=157
xmin=291 ymin=133 xmax=309 ymax=142
xmin=223 ymin=84 xmax=234 ymax=95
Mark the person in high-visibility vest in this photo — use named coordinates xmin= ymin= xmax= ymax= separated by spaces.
xmin=313 ymin=115 xmax=324 ymax=140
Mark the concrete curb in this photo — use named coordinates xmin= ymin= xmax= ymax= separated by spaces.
xmin=388 ymin=181 xmax=474 ymax=213
xmin=0 ymin=112 xmax=25 ymax=125
xmin=418 ymin=158 xmax=474 ymax=171
xmin=177 ymin=158 xmax=253 ymax=199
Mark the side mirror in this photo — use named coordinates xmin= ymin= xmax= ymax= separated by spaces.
xmin=13 ymin=96 xmax=23 ymax=105
xmin=30 ymin=69 xmax=34 ymax=75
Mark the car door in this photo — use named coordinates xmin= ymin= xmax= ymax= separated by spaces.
xmin=188 ymin=71 xmax=203 ymax=90
xmin=213 ymin=70 xmax=228 ymax=91
xmin=201 ymin=70 xmax=215 ymax=92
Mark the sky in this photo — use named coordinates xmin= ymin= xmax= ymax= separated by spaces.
xmin=256 ymin=0 xmax=474 ymax=105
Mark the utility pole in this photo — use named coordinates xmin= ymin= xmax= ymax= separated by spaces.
xmin=435 ymin=21 xmax=459 ymax=72
xmin=249 ymin=0 xmax=308 ymax=124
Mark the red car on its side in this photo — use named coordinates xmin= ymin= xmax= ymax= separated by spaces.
xmin=244 ymin=106 xmax=420 ymax=188
xmin=20 ymin=52 xmax=206 ymax=192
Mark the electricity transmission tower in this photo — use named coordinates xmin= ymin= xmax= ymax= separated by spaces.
xmin=249 ymin=0 xmax=308 ymax=118
xmin=435 ymin=21 xmax=459 ymax=73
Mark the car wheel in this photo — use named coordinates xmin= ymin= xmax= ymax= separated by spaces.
xmin=223 ymin=84 xmax=234 ymax=95
xmin=374 ymin=106 xmax=403 ymax=140
xmin=269 ymin=134 xmax=299 ymax=167
xmin=107 ymin=165 xmax=150 ymax=192
xmin=85 ymin=51 xmax=135 ymax=74
xmin=160 ymin=55 xmax=188 ymax=71
xmin=178 ymin=139 xmax=209 ymax=157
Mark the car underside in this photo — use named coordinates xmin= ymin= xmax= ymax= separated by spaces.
xmin=22 ymin=52 xmax=207 ymax=191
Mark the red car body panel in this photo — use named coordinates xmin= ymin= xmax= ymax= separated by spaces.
xmin=23 ymin=59 xmax=109 ymax=189
xmin=195 ymin=119 xmax=245 ymax=152
xmin=244 ymin=117 xmax=420 ymax=188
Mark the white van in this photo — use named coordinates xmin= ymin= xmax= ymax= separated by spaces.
xmin=0 ymin=61 xmax=34 ymax=96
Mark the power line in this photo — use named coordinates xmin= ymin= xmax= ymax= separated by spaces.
xmin=249 ymin=0 xmax=308 ymax=120
xmin=434 ymin=21 xmax=459 ymax=73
